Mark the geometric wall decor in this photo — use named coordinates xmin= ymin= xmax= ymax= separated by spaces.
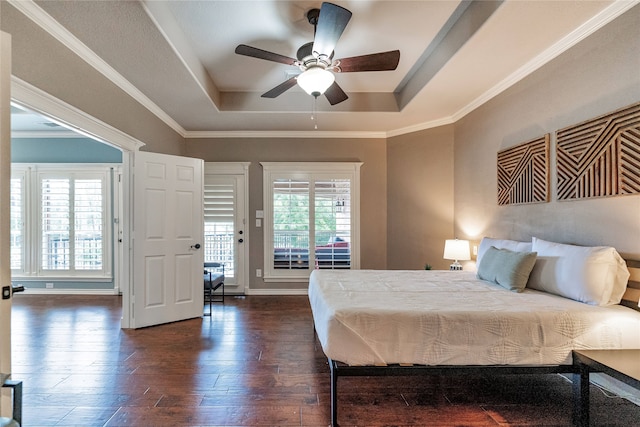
xmin=556 ymin=102 xmax=640 ymax=200
xmin=497 ymin=134 xmax=550 ymax=205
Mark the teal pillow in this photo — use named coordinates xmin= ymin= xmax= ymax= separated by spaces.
xmin=477 ymin=246 xmax=538 ymax=292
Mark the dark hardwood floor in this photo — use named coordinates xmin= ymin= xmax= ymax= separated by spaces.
xmin=9 ymin=294 xmax=640 ymax=426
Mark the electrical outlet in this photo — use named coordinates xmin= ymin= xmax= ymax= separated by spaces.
xmin=46 ymin=282 xmax=54 ymax=289
xmin=256 ymin=269 xmax=262 ymax=278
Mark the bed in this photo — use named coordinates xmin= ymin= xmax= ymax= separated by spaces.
xmin=308 ymin=237 xmax=640 ymax=426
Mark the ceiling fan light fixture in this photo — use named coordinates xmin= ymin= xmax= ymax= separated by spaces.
xmin=297 ymin=67 xmax=335 ymax=97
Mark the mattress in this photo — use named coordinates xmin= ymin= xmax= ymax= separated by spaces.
xmin=308 ymin=269 xmax=640 ymax=366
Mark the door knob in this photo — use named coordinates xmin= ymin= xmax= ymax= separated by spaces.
xmin=191 ymin=243 xmax=201 ymax=249
xmin=238 ymin=239 xmax=244 ymax=243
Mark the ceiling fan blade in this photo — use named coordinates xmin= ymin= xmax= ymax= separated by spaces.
xmin=312 ymin=2 xmax=352 ymax=59
xmin=335 ymin=50 xmax=400 ymax=73
xmin=235 ymin=44 xmax=297 ymax=66
xmin=324 ymin=81 xmax=348 ymax=105
xmin=261 ymin=76 xmax=298 ymax=98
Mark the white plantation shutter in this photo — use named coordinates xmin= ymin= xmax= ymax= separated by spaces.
xmin=10 ymin=175 xmax=24 ymax=271
xmin=41 ymin=178 xmax=71 ymax=270
xmin=204 ymin=181 xmax=234 ymax=223
xmin=314 ymin=178 xmax=350 ymax=243
xmin=74 ymin=179 xmax=103 ymax=270
xmin=314 ymin=178 xmax=351 ymax=269
xmin=273 ymin=178 xmax=310 ymax=270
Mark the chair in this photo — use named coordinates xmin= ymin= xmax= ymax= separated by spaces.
xmin=203 ymin=262 xmax=225 ymax=316
xmin=0 ymin=374 xmax=22 ymax=427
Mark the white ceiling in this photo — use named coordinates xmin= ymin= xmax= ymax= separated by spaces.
xmin=10 ymin=0 xmax=636 ymax=138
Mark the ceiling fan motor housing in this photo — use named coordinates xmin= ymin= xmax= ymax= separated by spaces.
xmin=297 ymin=42 xmax=333 ymax=71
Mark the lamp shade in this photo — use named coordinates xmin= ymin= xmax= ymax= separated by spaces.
xmin=443 ymin=239 xmax=471 ymax=261
xmin=297 ymin=67 xmax=335 ymax=97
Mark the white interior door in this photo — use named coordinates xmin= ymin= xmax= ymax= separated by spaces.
xmin=0 ymin=31 xmax=13 ymax=416
xmin=132 ymin=151 xmax=204 ymax=328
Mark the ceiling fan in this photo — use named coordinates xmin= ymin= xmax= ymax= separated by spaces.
xmin=235 ymin=2 xmax=400 ymax=105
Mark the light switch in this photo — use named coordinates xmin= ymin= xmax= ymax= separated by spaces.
xmin=256 ymin=218 xmax=262 ymax=227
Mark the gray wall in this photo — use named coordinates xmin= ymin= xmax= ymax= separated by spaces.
xmin=387 ymin=125 xmax=455 ymax=270
xmin=453 ymin=4 xmax=640 ymax=261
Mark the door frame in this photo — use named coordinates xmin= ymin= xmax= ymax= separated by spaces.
xmin=11 ymin=77 xmax=144 ymax=328
xmin=204 ymin=162 xmax=250 ymax=294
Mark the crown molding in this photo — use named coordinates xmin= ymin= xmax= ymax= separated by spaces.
xmin=8 ymin=0 xmax=186 ymax=137
xmin=451 ymin=0 xmax=639 ymax=123
xmin=386 ymin=116 xmax=455 ymax=138
xmin=185 ymin=130 xmax=388 ymax=139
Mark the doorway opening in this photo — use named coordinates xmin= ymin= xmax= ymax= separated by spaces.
xmin=11 ymin=78 xmax=141 ymax=328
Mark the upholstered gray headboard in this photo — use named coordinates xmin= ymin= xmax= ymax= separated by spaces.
xmin=621 ymin=259 xmax=640 ymax=311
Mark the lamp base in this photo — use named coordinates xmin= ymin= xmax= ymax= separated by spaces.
xmin=449 ymin=261 xmax=463 ymax=271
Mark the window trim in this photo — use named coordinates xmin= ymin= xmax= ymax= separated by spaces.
xmin=261 ymin=162 xmax=362 ymax=282
xmin=11 ymin=163 xmax=116 ymax=281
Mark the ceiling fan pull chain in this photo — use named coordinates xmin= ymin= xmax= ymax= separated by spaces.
xmin=312 ymin=97 xmax=318 ymax=130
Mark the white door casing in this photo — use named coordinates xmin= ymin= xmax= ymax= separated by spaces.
xmin=204 ymin=162 xmax=249 ymax=294
xmin=132 ymin=151 xmax=204 ymax=328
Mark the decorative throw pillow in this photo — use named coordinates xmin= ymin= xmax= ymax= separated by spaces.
xmin=476 ymin=246 xmax=538 ymax=292
xmin=476 ymin=237 xmax=533 ymax=267
xmin=527 ymin=237 xmax=629 ymax=306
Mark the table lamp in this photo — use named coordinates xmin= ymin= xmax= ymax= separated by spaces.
xmin=443 ymin=239 xmax=471 ymax=271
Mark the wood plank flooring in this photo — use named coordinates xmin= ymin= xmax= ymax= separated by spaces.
xmin=10 ymin=294 xmax=640 ymax=426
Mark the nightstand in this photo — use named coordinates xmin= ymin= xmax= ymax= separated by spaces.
xmin=572 ymin=349 xmax=640 ymax=427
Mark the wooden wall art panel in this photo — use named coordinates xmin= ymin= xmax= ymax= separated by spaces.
xmin=497 ymin=134 xmax=550 ymax=205
xmin=556 ymin=102 xmax=640 ymax=200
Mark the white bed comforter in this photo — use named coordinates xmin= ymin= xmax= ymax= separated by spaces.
xmin=308 ymin=269 xmax=640 ymax=366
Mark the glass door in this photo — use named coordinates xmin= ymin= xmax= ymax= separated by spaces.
xmin=203 ymin=164 xmax=248 ymax=293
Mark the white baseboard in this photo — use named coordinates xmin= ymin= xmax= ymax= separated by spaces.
xmin=244 ymin=288 xmax=308 ymax=296
xmin=21 ymin=288 xmax=119 ymax=296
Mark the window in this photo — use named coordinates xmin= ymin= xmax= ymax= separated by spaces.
xmin=262 ymin=162 xmax=361 ymax=281
xmin=203 ymin=177 xmax=235 ymax=277
xmin=11 ymin=165 xmax=114 ymax=279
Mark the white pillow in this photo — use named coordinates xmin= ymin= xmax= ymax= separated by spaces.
xmin=476 ymin=237 xmax=533 ymax=267
xmin=528 ymin=237 xmax=629 ymax=306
